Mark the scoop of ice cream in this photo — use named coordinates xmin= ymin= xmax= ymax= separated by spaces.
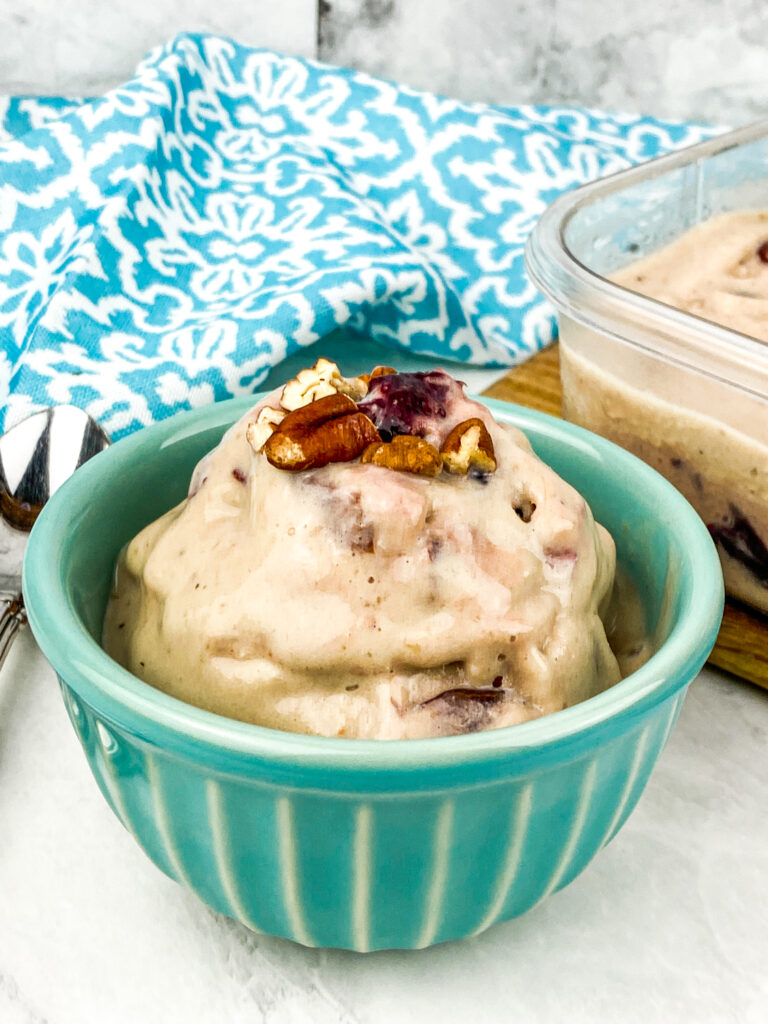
xmin=103 ymin=365 xmax=625 ymax=739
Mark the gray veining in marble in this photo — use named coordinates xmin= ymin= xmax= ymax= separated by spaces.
xmin=318 ymin=0 xmax=768 ymax=123
xmin=0 ymin=0 xmax=765 ymax=125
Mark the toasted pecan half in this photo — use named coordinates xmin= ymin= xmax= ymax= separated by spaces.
xmin=440 ymin=418 xmax=497 ymax=475
xmin=264 ymin=393 xmax=380 ymax=471
xmin=361 ymin=434 xmax=442 ymax=477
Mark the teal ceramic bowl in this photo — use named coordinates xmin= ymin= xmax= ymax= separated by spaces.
xmin=23 ymin=397 xmax=723 ymax=951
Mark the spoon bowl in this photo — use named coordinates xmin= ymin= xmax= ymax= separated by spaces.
xmin=0 ymin=406 xmax=110 ymax=668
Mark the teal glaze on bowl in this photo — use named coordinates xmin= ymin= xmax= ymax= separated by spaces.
xmin=23 ymin=397 xmax=724 ymax=950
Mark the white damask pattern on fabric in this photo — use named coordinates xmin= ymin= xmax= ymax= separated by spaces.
xmin=0 ymin=34 xmax=716 ymax=438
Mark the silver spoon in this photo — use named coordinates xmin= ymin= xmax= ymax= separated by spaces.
xmin=0 ymin=406 xmax=110 ymax=670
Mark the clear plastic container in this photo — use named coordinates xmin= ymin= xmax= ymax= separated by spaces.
xmin=526 ymin=120 xmax=768 ymax=615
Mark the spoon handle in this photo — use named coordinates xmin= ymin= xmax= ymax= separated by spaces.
xmin=0 ymin=594 xmax=26 ymax=670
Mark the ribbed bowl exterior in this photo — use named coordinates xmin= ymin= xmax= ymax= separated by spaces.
xmin=59 ymin=677 xmax=685 ymax=951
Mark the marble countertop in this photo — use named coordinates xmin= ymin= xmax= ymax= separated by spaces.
xmin=2 ymin=0 xmax=766 ymax=123
xmin=3 ymin=623 xmax=768 ymax=1022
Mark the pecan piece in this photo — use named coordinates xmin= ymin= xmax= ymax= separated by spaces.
xmin=359 ymin=365 xmax=397 ymax=387
xmin=335 ymin=375 xmax=369 ymax=401
xmin=245 ymin=406 xmax=286 ymax=453
xmin=264 ymin=393 xmax=380 ymax=471
xmin=440 ymin=418 xmax=497 ymax=475
xmin=276 ymin=392 xmax=357 ymax=430
xmin=279 ymin=358 xmax=343 ymax=410
xmin=361 ymin=434 xmax=442 ymax=477
xmin=280 ymin=358 xmax=368 ymax=407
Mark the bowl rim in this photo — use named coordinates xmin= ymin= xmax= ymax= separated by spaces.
xmin=23 ymin=394 xmax=724 ymax=773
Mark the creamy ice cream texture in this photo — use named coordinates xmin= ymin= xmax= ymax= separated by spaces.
xmin=571 ymin=209 xmax=768 ymax=613
xmin=104 ymin=363 xmax=645 ymax=739
xmin=613 ymin=210 xmax=768 ymax=344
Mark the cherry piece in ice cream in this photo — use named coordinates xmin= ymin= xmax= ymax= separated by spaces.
xmin=358 ymin=370 xmax=462 ymax=442
xmin=708 ymin=506 xmax=768 ymax=586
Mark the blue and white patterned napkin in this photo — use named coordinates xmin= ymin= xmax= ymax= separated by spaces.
xmin=0 ymin=34 xmax=714 ymax=438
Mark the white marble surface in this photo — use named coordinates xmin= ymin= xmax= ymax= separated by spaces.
xmin=0 ymin=0 xmax=766 ymax=123
xmin=318 ymin=0 xmax=768 ymax=123
xmin=2 ymin=625 xmax=767 ymax=1023
xmin=0 ymin=0 xmax=317 ymax=95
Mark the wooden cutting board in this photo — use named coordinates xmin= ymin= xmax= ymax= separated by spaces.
xmin=483 ymin=344 xmax=768 ymax=691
